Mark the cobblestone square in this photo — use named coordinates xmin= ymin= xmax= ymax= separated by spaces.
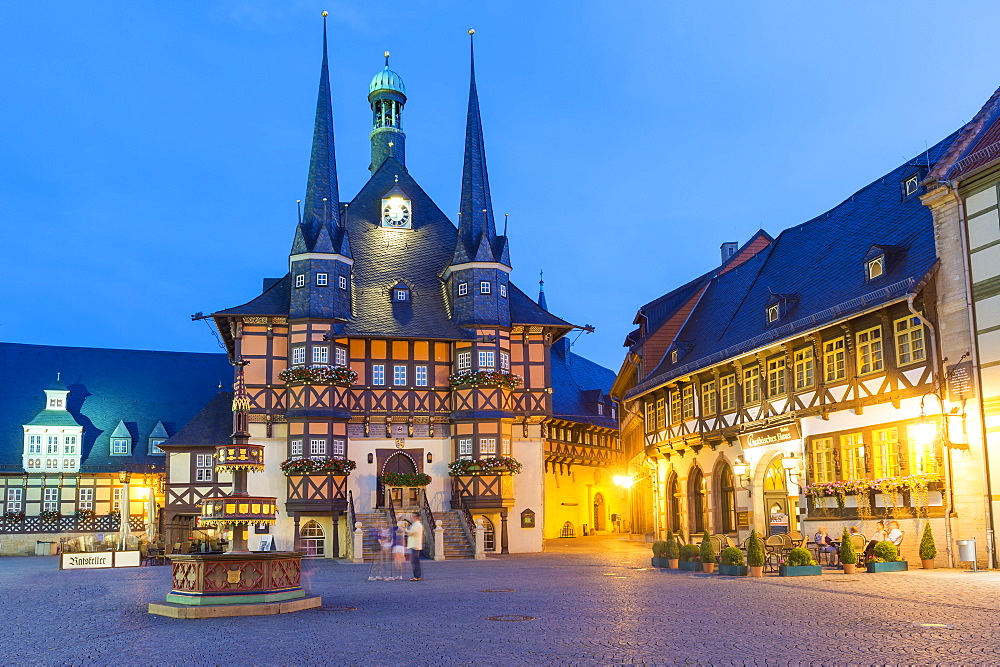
xmin=3 ymin=536 xmax=1000 ymax=665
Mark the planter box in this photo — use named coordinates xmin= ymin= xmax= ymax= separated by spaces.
xmin=678 ymin=560 xmax=702 ymax=571
xmin=718 ymin=563 xmax=748 ymax=576
xmin=651 ymin=557 xmax=670 ymax=568
xmin=778 ymin=565 xmax=822 ymax=577
xmin=866 ymin=561 xmax=908 ymax=573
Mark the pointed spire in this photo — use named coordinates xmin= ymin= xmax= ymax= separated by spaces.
xmin=301 ymin=13 xmax=340 ymax=247
xmin=538 ymin=270 xmax=548 ymax=311
xmin=456 ymin=29 xmax=500 ymax=265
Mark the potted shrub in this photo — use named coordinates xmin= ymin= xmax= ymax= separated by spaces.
xmin=867 ymin=540 xmax=908 ymax=573
xmin=651 ymin=541 xmax=669 ymax=568
xmin=719 ymin=546 xmax=747 ymax=576
xmin=380 ymin=472 xmax=432 ymax=487
xmin=779 ymin=547 xmax=822 ymax=576
xmin=39 ymin=510 xmax=61 ymax=523
xmin=679 ymin=543 xmax=701 ymax=571
xmin=699 ymin=531 xmax=717 ymax=574
xmin=919 ymin=523 xmax=936 ymax=569
xmin=747 ymin=529 xmax=765 ymax=577
xmin=839 ymin=527 xmax=857 ymax=574
xmin=664 ymin=533 xmax=680 ymax=568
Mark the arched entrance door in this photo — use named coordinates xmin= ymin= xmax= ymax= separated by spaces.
xmin=716 ymin=462 xmax=736 ymax=535
xmin=688 ymin=468 xmax=706 ymax=535
xmin=378 ymin=452 xmax=417 ymax=507
xmin=300 ymin=520 xmax=325 ymax=557
xmin=763 ymin=459 xmax=790 ymax=536
xmin=667 ymin=474 xmax=682 ymax=535
xmin=592 ymin=492 xmax=606 ymax=532
xmin=480 ymin=516 xmax=496 ymax=551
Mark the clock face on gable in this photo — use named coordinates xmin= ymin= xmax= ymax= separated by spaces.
xmin=381 ymin=196 xmax=411 ymax=228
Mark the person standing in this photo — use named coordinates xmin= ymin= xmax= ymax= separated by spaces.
xmin=406 ymin=513 xmax=424 ymax=581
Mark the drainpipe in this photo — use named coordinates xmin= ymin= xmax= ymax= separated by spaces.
xmin=942 ymin=180 xmax=996 ymax=568
xmin=906 ymin=291 xmax=955 ymax=568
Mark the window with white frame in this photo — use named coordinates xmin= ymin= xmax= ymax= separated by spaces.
xmin=195 ymin=454 xmax=213 ymax=482
xmin=47 ymin=435 xmax=59 ymax=454
xmin=335 ymin=347 xmax=347 ymax=366
xmin=310 ymin=439 xmax=326 ymax=456
xmin=394 ymin=288 xmax=409 ymax=302
xmin=480 ymin=281 xmax=491 ymax=294
xmin=457 ymin=351 xmax=472 ymax=370
xmin=6 ymin=488 xmax=22 ymax=513
xmin=295 ymin=274 xmax=306 ymax=288
xmin=701 ymin=380 xmax=717 ymax=416
xmin=393 ymin=365 xmax=407 ymax=386
xmin=291 ymin=439 xmax=303 ymax=456
xmin=78 ymin=488 xmax=93 ymax=511
xmin=331 ymin=439 xmax=345 ymax=458
xmin=458 ymin=282 xmax=468 ymax=296
xmin=63 ymin=436 xmax=77 ymax=455
xmin=479 ymin=438 xmax=497 ymax=455
xmin=49 ymin=397 xmax=63 ymax=408
xmin=339 ymin=275 xmax=348 ymax=290
xmin=113 ymin=487 xmax=122 ymax=511
xmin=43 ymin=487 xmax=59 ymax=512
xmin=149 ymin=438 xmax=165 ymax=454
xmin=743 ymin=366 xmax=761 ymax=404
xmin=372 ymin=364 xmax=385 ymax=385
xmin=313 ymin=346 xmax=329 ymax=364
xmin=766 ymin=303 xmax=780 ymax=323
xmin=645 ymin=402 xmax=656 ymax=432
xmin=499 ymin=283 xmax=507 ymax=298
xmin=62 ymin=459 xmax=74 ymax=469
xmin=292 ymin=346 xmax=306 ymax=366
xmin=794 ymin=347 xmax=815 ymax=389
xmin=111 ymin=438 xmax=129 ymax=455
xmin=28 ymin=435 xmax=41 ymax=454
xmin=316 ymin=273 xmax=328 ymax=286
xmin=499 ymin=352 xmax=510 ymax=372
xmin=415 ymin=365 xmax=428 ymax=386
xmin=767 ymin=357 xmax=787 ymax=396
xmin=681 ymin=385 xmax=695 ymax=420
xmin=478 ymin=350 xmax=495 ymax=368
xmin=856 ymin=326 xmax=884 ymax=374
xmin=459 ymin=438 xmax=473 ymax=458
xmin=655 ymin=397 xmax=666 ymax=430
xmin=867 ymin=256 xmax=884 ymax=280
xmin=501 ymin=438 xmax=511 ymax=456
xmin=597 ymin=403 xmax=604 ymax=416
xmin=669 ymin=390 xmax=681 ymax=423
xmin=894 ymin=316 xmax=925 ymax=365
xmin=824 ymin=337 xmax=846 ymax=382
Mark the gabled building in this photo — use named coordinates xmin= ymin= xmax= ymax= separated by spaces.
xmin=163 ymin=24 xmax=618 ymax=556
xmin=613 ymin=132 xmax=974 ymax=564
xmin=0 ymin=342 xmax=231 ymax=554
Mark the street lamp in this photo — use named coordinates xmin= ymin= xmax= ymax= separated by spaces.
xmin=733 ymin=456 xmax=751 ymax=496
xmin=118 ymin=470 xmax=132 ymax=550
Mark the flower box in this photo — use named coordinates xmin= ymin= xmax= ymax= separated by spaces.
xmin=651 ymin=557 xmax=670 ymax=568
xmin=718 ymin=564 xmax=748 ymax=576
xmin=866 ymin=561 xmax=908 ymax=573
xmin=278 ymin=365 xmax=357 ymax=386
xmin=778 ymin=565 xmax=822 ymax=577
xmin=448 ymin=371 xmax=522 ymax=390
xmin=381 ymin=472 xmax=432 ymax=487
xmin=678 ymin=560 xmax=702 ymax=571
xmin=280 ymin=457 xmax=356 ymax=476
xmin=448 ymin=457 xmax=522 ymax=476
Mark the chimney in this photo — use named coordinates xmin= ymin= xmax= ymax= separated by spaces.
xmin=721 ymin=242 xmax=738 ymax=263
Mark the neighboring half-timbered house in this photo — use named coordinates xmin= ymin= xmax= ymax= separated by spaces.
xmin=162 ymin=25 xmax=617 ymax=556
xmin=613 ymin=134 xmax=969 ymax=563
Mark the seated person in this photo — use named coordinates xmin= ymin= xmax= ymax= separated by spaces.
xmin=813 ymin=526 xmax=837 ymax=561
xmin=886 ymin=521 xmax=903 ymax=546
xmin=864 ymin=521 xmax=887 ymax=558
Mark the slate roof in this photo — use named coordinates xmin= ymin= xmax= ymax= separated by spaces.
xmin=627 ymin=131 xmax=959 ymax=399
xmin=929 ymin=86 xmax=1000 ymax=182
xmin=0 ymin=342 xmax=231 ymax=470
xmin=551 ymin=338 xmax=618 ymax=429
xmin=159 ymin=392 xmax=234 ymax=449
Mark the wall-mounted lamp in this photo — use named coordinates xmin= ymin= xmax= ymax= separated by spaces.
xmin=367 ymin=453 xmax=374 ymax=464
xmin=782 ymin=452 xmax=801 ymax=484
xmin=427 ymin=453 xmax=433 ymax=464
xmin=118 ymin=470 xmax=132 ymax=484
xmin=612 ymin=475 xmax=634 ymax=488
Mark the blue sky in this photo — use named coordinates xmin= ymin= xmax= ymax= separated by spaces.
xmin=3 ymin=1 xmax=1000 ymax=372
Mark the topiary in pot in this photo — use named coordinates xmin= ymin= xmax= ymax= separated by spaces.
xmin=786 ymin=547 xmax=816 ymax=567
xmin=721 ymin=546 xmax=744 ymax=566
xmin=652 ymin=541 xmax=668 ymax=558
xmin=840 ymin=527 xmax=857 ymax=573
xmin=699 ymin=531 xmax=717 ymax=573
xmin=919 ymin=523 xmax=936 ymax=569
xmin=871 ymin=540 xmax=900 ymax=563
xmin=746 ymin=529 xmax=765 ymax=576
xmin=664 ymin=536 xmax=680 ymax=561
xmin=680 ymin=543 xmax=700 ymax=561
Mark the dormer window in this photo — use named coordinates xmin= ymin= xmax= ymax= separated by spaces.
xmin=867 ymin=256 xmax=884 ymax=280
xmin=111 ymin=438 xmax=130 ymax=455
xmin=395 ymin=289 xmax=408 ymax=301
xmin=670 ymin=350 xmax=678 ymax=364
xmin=903 ymin=175 xmax=919 ymax=197
xmin=764 ymin=294 xmax=797 ymax=324
xmin=766 ymin=303 xmax=780 ymax=323
xmin=390 ymin=281 xmax=411 ymax=303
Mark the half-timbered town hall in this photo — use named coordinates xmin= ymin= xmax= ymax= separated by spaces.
xmin=160 ymin=25 xmax=620 ymax=556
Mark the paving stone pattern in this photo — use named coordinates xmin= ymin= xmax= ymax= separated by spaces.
xmin=3 ymin=536 xmax=1000 ymax=664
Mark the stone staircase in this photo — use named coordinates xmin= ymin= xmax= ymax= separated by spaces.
xmin=352 ymin=509 xmax=474 ymax=560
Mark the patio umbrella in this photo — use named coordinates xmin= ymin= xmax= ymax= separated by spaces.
xmin=146 ymin=491 xmax=157 ymax=542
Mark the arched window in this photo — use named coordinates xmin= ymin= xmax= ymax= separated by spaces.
xmin=480 ymin=516 xmax=496 ymax=551
xmin=716 ymin=462 xmax=736 ymax=534
xmin=764 ymin=460 xmax=786 ymax=491
xmin=300 ymin=520 xmax=325 ymax=557
xmin=667 ymin=474 xmax=682 ymax=534
xmin=592 ymin=492 xmax=606 ymax=532
xmin=559 ymin=521 xmax=575 ymax=538
xmin=688 ymin=468 xmax=707 ymax=535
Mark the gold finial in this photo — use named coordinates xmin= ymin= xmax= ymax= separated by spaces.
xmin=296 ymin=199 xmax=301 ymax=203
xmin=468 ymin=28 xmax=475 ymax=35
xmin=388 ymin=141 xmax=394 ymax=148
xmin=384 ymin=51 xmax=390 ymax=58
xmin=321 ymin=11 xmax=329 ymax=17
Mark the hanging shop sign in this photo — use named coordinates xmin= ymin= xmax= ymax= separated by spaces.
xmin=737 ymin=423 xmax=801 ymax=449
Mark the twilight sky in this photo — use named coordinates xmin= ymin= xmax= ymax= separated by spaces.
xmin=3 ymin=2 xmax=1000 ymax=372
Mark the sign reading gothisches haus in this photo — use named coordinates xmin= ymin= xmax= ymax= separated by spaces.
xmin=737 ymin=423 xmax=800 ymax=449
